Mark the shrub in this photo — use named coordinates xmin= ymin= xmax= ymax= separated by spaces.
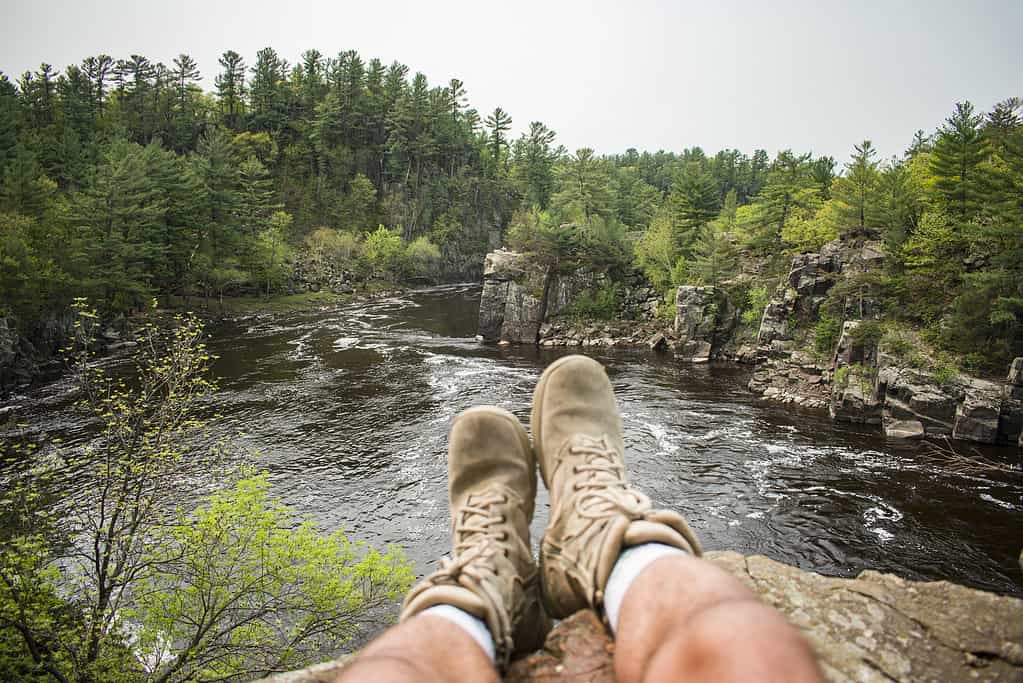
xmin=849 ymin=319 xmax=884 ymax=348
xmin=0 ymin=304 xmax=415 ymax=682
xmin=742 ymin=285 xmax=769 ymax=327
xmin=571 ymin=282 xmax=620 ymax=320
xmin=406 ymin=236 xmax=442 ymax=277
xmin=814 ymin=314 xmax=842 ymax=354
xmin=362 ymin=225 xmax=405 ymax=275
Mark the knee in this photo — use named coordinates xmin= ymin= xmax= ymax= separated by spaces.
xmin=638 ymin=555 xmax=759 ymax=621
xmin=669 ymin=600 xmax=821 ymax=682
xmin=334 ymin=651 xmax=432 ymax=683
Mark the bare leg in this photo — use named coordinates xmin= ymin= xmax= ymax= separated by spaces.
xmin=613 ymin=555 xmax=822 ymax=683
xmin=334 ymin=615 xmax=499 ymax=683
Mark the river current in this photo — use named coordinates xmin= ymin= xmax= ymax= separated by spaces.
xmin=5 ymin=284 xmax=1023 ymax=596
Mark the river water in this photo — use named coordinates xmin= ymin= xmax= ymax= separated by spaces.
xmin=5 ymin=284 xmax=1023 ymax=596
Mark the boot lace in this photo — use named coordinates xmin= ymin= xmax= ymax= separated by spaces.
xmin=566 ymin=435 xmax=649 ymax=521
xmin=453 ymin=488 xmax=509 ymax=555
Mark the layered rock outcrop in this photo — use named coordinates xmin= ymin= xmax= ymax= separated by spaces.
xmin=478 ymin=250 xmax=660 ymax=345
xmin=673 ymin=286 xmax=736 ymax=362
xmin=258 ymin=551 xmax=1023 ymax=683
xmin=829 ymin=333 xmax=1023 ymax=446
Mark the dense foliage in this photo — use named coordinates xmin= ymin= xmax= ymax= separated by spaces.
xmin=0 ymin=48 xmax=1020 ymax=371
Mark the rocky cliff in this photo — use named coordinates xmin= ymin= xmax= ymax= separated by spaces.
xmin=476 ymin=246 xmax=1023 ymax=449
xmin=255 ymin=551 xmax=1023 ymax=683
xmin=479 ymin=249 xmax=662 ymax=346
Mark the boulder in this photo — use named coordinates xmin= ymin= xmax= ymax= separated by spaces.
xmin=877 ymin=366 xmax=957 ymax=436
xmin=787 ymin=243 xmax=842 ymax=318
xmin=952 ymin=379 xmax=1003 ymax=444
xmin=830 ymin=366 xmax=882 ymax=424
xmin=884 ymin=419 xmax=925 ymax=439
xmin=646 ymin=332 xmax=668 ymax=351
xmin=1008 ymin=357 xmax=1023 ymax=386
xmin=832 ymin=320 xmax=876 ymax=367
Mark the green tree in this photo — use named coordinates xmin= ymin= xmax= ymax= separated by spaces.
xmin=929 ymin=101 xmax=987 ymax=219
xmin=511 ymin=121 xmax=557 ymax=209
xmin=484 ymin=107 xmax=512 ymax=166
xmin=748 ymin=150 xmax=816 ymax=250
xmin=0 ymin=307 xmax=414 ymax=683
xmin=551 ymin=148 xmax=613 ymax=227
xmin=337 ymin=173 xmax=378 ymax=232
xmin=667 ymin=162 xmax=719 ymax=256
xmin=832 ymin=140 xmax=883 ymax=233
xmin=216 ymin=50 xmax=246 ymax=128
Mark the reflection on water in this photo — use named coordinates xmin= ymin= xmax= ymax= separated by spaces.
xmin=4 ymin=284 xmax=1022 ymax=596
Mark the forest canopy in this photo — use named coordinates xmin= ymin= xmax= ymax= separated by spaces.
xmin=0 ymin=48 xmax=1020 ymax=371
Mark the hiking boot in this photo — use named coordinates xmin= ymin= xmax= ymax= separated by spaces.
xmin=530 ymin=355 xmax=702 ymax=619
xmin=400 ymin=406 xmax=550 ymax=667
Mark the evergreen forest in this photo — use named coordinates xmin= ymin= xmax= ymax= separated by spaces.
xmin=1 ymin=47 xmax=1021 ymax=375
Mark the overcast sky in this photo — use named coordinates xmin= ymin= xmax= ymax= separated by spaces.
xmin=3 ymin=0 xmax=1020 ymax=163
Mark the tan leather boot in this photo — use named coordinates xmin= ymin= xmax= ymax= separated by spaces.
xmin=400 ymin=406 xmax=550 ymax=667
xmin=531 ymin=355 xmax=703 ymax=619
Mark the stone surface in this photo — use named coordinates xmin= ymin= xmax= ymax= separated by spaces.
xmin=478 ymin=250 xmax=547 ymax=344
xmin=833 ymin=320 xmax=877 ymax=367
xmin=674 ymin=285 xmax=735 ymax=361
xmin=478 ymin=250 xmax=661 ymax=346
xmin=711 ymin=552 xmax=1023 ymax=683
xmin=831 ymin=366 xmax=883 ymax=425
xmin=261 ymin=552 xmax=1023 ymax=682
xmin=1008 ymin=357 xmax=1023 ymax=387
xmin=877 ymin=365 xmax=958 ymax=437
xmin=646 ymin=332 xmax=667 ymax=351
xmin=506 ymin=610 xmax=615 ymax=682
xmin=884 ymin=419 xmax=925 ymax=439
xmin=952 ymin=379 xmax=1003 ymax=444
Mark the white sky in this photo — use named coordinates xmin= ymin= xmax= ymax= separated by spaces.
xmin=2 ymin=0 xmax=1021 ymax=163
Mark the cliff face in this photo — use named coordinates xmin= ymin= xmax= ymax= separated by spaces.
xmin=478 ymin=249 xmax=660 ymax=345
xmin=476 ymin=246 xmax=1022 ymax=449
xmin=256 ymin=551 xmax=1023 ymax=683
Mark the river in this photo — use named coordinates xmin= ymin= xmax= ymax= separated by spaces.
xmin=5 ymin=284 xmax=1023 ymax=596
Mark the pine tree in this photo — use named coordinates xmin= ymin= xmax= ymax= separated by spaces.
xmin=511 ymin=121 xmax=557 ymax=209
xmin=832 ymin=140 xmax=883 ymax=234
xmin=485 ymin=107 xmax=512 ymax=165
xmin=552 ymin=148 xmax=613 ymax=228
xmin=82 ymin=54 xmax=113 ymax=117
xmin=929 ymin=101 xmax=987 ymax=220
xmin=216 ymin=50 xmax=247 ymax=129
xmin=668 ymin=162 xmax=720 ymax=256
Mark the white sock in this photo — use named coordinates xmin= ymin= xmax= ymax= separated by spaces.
xmin=419 ymin=604 xmax=496 ymax=662
xmin=604 ymin=542 xmax=687 ymax=633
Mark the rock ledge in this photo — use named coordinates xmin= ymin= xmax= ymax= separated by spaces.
xmin=256 ymin=551 xmax=1023 ymax=683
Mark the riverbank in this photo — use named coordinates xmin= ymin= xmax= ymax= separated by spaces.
xmin=258 ymin=550 xmax=1023 ymax=682
xmin=478 ymin=245 xmax=1023 ymax=453
xmin=160 ymin=282 xmax=406 ymax=319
